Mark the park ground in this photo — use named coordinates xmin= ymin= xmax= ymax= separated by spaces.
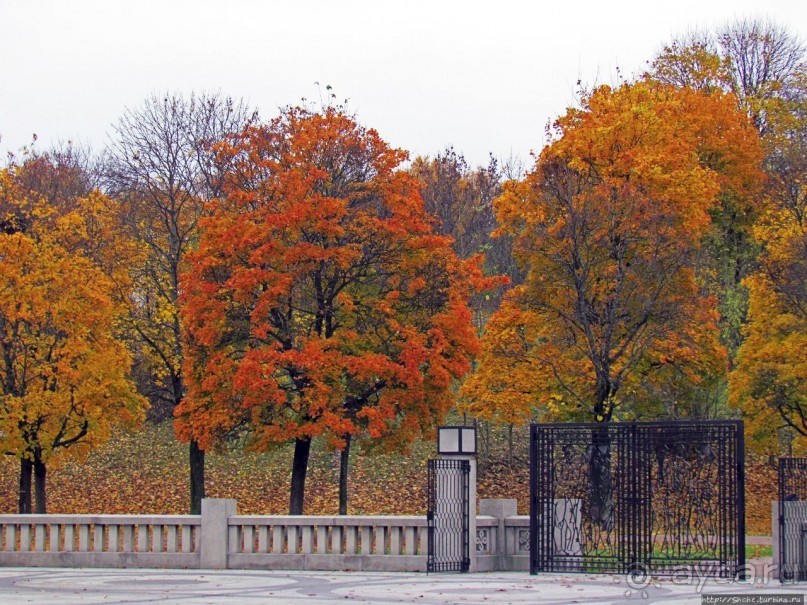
xmin=0 ymin=421 xmax=779 ymax=535
xmin=0 ymin=567 xmax=803 ymax=604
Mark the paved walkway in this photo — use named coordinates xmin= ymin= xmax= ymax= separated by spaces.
xmin=0 ymin=568 xmax=803 ymax=605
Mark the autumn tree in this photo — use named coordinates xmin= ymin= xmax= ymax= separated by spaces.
xmin=650 ymin=19 xmax=805 ymax=357
xmin=410 ymin=148 xmax=520 ymax=322
xmin=177 ymin=106 xmax=491 ymax=515
xmin=0 ymin=167 xmax=145 ymax=513
xmin=103 ymin=92 xmax=256 ymax=514
xmin=461 ymin=82 xmax=762 ymax=524
xmin=731 ymin=71 xmax=807 ymax=452
xmin=463 ymin=81 xmax=761 ymax=425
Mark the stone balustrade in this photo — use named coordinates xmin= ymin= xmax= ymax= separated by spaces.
xmin=228 ymin=514 xmax=429 ymax=571
xmin=475 ymin=501 xmax=530 ymax=572
xmin=0 ymin=498 xmax=527 ymax=571
xmin=0 ymin=514 xmax=200 ymax=568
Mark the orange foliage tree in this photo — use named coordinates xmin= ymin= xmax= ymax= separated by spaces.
xmin=176 ymin=106 xmax=493 ymax=514
xmin=0 ymin=167 xmax=146 ymax=513
xmin=461 ymin=81 xmax=763 ymax=427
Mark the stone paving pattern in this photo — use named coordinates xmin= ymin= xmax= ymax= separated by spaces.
xmin=0 ymin=569 xmax=804 ymax=604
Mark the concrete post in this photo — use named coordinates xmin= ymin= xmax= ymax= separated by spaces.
xmin=479 ymin=498 xmax=517 ymax=571
xmin=446 ymin=454 xmax=477 ymax=572
xmin=200 ymin=498 xmax=237 ymax=569
xmin=468 ymin=456 xmax=477 ymax=573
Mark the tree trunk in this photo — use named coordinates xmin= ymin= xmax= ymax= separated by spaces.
xmin=508 ymin=424 xmax=514 ymax=466
xmin=18 ymin=458 xmax=32 ymax=514
xmin=34 ymin=458 xmax=47 ymax=514
xmin=289 ymin=437 xmax=311 ymax=515
xmin=338 ymin=435 xmax=351 ymax=516
xmin=189 ymin=439 xmax=205 ymax=515
xmin=589 ymin=423 xmax=614 ymax=530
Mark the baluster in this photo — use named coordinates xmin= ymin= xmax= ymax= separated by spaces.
xmin=137 ymin=525 xmax=148 ymax=552
xmin=166 ymin=525 xmax=177 ymax=553
xmin=287 ymin=526 xmax=298 ymax=554
xmin=151 ymin=525 xmax=162 ymax=553
xmin=389 ymin=527 xmax=401 ymax=555
xmin=405 ymin=527 xmax=416 ymax=555
xmin=108 ymin=525 xmax=119 ymax=552
xmin=34 ymin=525 xmax=46 ymax=552
xmin=64 ymin=525 xmax=74 ymax=552
xmin=258 ymin=526 xmax=269 ymax=553
xmin=316 ymin=526 xmax=327 ymax=554
xmin=94 ymin=525 xmax=105 ymax=552
xmin=228 ymin=525 xmax=239 ymax=554
xmin=272 ymin=526 xmax=284 ymax=554
xmin=345 ymin=526 xmax=357 ymax=555
xmin=181 ymin=526 xmax=191 ymax=553
xmin=331 ymin=526 xmax=343 ymax=554
xmin=19 ymin=524 xmax=30 ymax=552
xmin=242 ymin=525 xmax=254 ymax=554
xmin=49 ymin=524 xmax=60 ymax=552
xmin=374 ymin=526 xmax=386 ymax=555
xmin=79 ymin=525 xmax=90 ymax=552
xmin=360 ymin=526 xmax=371 ymax=555
xmin=122 ymin=525 xmax=134 ymax=552
xmin=6 ymin=525 xmax=17 ymax=552
xmin=301 ymin=526 xmax=313 ymax=554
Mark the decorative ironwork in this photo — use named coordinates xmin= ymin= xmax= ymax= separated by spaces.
xmin=427 ymin=458 xmax=470 ymax=572
xmin=517 ymin=529 xmax=530 ymax=552
xmin=778 ymin=458 xmax=807 ymax=583
xmin=476 ymin=529 xmax=489 ymax=553
xmin=530 ymin=421 xmax=745 ymax=578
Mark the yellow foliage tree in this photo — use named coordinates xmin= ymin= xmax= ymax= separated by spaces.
xmin=461 ymin=81 xmax=762 ymax=426
xmin=0 ymin=168 xmax=146 ymax=513
xmin=731 ymin=74 xmax=807 ymax=453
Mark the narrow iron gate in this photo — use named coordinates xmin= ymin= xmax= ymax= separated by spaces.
xmin=427 ymin=458 xmax=470 ymax=572
xmin=778 ymin=458 xmax=807 ymax=582
xmin=530 ymin=420 xmax=745 ymax=578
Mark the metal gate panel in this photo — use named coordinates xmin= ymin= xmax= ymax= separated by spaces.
xmin=427 ymin=459 xmax=470 ymax=572
xmin=530 ymin=420 xmax=745 ymax=578
xmin=778 ymin=458 xmax=807 ymax=583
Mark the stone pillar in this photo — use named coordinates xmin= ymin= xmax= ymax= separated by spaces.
xmin=468 ymin=456 xmax=477 ymax=573
xmin=200 ymin=498 xmax=237 ymax=569
xmin=479 ymin=498 xmax=517 ymax=571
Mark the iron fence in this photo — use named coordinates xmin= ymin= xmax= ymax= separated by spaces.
xmin=530 ymin=420 xmax=745 ymax=578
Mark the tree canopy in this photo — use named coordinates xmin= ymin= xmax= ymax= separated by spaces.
xmin=176 ymin=106 xmax=496 ymax=513
xmin=461 ymin=81 xmax=763 ymax=425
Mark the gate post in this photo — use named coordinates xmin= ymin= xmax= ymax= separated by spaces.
xmin=428 ymin=426 xmax=478 ymax=572
xmin=200 ymin=498 xmax=237 ymax=569
xmin=462 ymin=454 xmax=478 ymax=572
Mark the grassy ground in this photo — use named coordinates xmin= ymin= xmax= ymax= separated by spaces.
xmin=0 ymin=421 xmax=777 ymax=535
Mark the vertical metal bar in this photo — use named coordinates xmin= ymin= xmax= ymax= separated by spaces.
xmin=736 ymin=421 xmax=746 ymax=580
xmin=779 ymin=458 xmax=786 ymax=583
xmin=463 ymin=459 xmax=470 ymax=572
xmin=427 ymin=459 xmax=435 ymax=573
xmin=530 ymin=424 xmax=537 ymax=574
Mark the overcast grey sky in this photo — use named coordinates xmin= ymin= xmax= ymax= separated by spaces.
xmin=1 ymin=0 xmax=805 ymax=167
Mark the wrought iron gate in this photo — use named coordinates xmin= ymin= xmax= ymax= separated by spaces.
xmin=778 ymin=458 xmax=807 ymax=582
xmin=427 ymin=458 xmax=470 ymax=572
xmin=530 ymin=420 xmax=745 ymax=578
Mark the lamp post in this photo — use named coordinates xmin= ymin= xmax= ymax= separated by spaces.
xmin=433 ymin=425 xmax=477 ymax=572
xmin=437 ymin=426 xmax=477 ymax=456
